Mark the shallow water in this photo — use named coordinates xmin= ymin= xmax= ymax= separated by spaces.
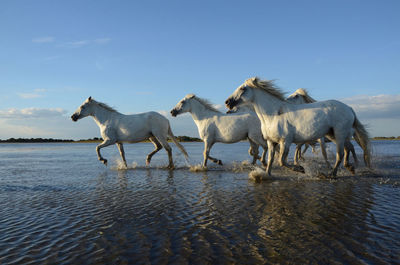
xmin=0 ymin=141 xmax=399 ymax=264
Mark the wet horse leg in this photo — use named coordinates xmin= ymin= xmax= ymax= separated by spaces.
xmin=248 ymin=139 xmax=259 ymax=165
xmin=146 ymin=136 xmax=163 ymax=165
xmin=203 ymin=140 xmax=222 ymax=167
xmin=279 ymin=141 xmax=305 ymax=173
xmin=116 ymin=142 xmax=127 ymax=168
xmin=154 ymin=135 xmax=174 ymax=169
xmin=96 ymin=139 xmax=115 ymax=165
xmin=343 ymin=140 xmax=356 ymax=174
xmin=265 ymin=140 xmax=277 ymax=175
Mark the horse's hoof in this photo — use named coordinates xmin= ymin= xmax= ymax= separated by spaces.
xmin=167 ymin=165 xmax=175 ymax=170
xmin=146 ymin=160 xmax=150 ymax=166
xmin=217 ymin=160 xmax=223 ymax=165
xmin=345 ymin=165 xmax=355 ymax=175
xmin=102 ymin=159 xmax=108 ymax=166
xmin=327 ymin=172 xmax=338 ymax=179
xmin=294 ymin=165 xmax=305 ymax=173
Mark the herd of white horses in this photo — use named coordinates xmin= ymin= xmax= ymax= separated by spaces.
xmin=71 ymin=77 xmax=371 ymax=177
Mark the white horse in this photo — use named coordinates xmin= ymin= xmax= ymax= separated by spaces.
xmin=287 ymin=88 xmax=359 ymax=169
xmin=71 ymin=97 xmax=188 ymax=169
xmin=225 ymin=77 xmax=371 ymax=177
xmin=170 ymin=94 xmax=268 ymax=167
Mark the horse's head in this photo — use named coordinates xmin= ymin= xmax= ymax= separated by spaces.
xmin=71 ymin=96 xmax=94 ymax=122
xmin=170 ymin=94 xmax=195 ymax=117
xmin=225 ymin=77 xmax=257 ymax=110
xmin=286 ymin=93 xmax=303 ymax=104
xmin=286 ymin=88 xmax=315 ymax=104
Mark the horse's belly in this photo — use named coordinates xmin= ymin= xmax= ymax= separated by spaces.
xmin=117 ymin=127 xmax=150 ymax=142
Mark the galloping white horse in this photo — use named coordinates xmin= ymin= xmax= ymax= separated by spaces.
xmin=287 ymin=88 xmax=359 ymax=169
xmin=71 ymin=97 xmax=188 ymax=169
xmin=225 ymin=77 xmax=371 ymax=177
xmin=170 ymin=94 xmax=268 ymax=167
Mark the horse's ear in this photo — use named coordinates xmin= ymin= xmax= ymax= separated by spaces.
xmin=253 ymin=77 xmax=258 ymax=85
xmin=88 ymin=96 xmax=92 ymax=101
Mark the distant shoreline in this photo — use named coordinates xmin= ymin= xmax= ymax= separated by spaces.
xmin=0 ymin=136 xmax=203 ymax=143
xmin=0 ymin=136 xmax=398 ymax=143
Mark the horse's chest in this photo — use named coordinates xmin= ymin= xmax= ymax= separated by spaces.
xmin=261 ymin=119 xmax=290 ymax=141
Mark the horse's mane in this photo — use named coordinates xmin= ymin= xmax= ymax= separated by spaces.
xmin=187 ymin=94 xmax=221 ymax=113
xmin=92 ymin=99 xmax=118 ymax=112
xmin=244 ymin=77 xmax=286 ymax=101
xmin=292 ymin=88 xmax=316 ymax=103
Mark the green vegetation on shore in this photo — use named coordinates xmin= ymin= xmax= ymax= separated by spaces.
xmin=1 ymin=136 xmax=398 ymax=143
xmin=372 ymin=136 xmax=400 ymax=140
xmin=0 ymin=136 xmax=202 ymax=143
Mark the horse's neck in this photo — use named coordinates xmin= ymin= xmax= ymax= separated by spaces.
xmin=252 ymin=89 xmax=288 ymax=120
xmin=189 ymin=100 xmax=220 ymax=121
xmin=91 ymin=106 xmax=119 ymax=126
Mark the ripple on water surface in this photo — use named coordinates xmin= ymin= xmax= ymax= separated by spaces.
xmin=0 ymin=141 xmax=399 ymax=264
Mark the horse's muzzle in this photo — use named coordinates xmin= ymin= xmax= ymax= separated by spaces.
xmin=71 ymin=114 xmax=79 ymax=122
xmin=225 ymin=98 xmax=237 ymax=110
xmin=170 ymin=109 xmax=178 ymax=117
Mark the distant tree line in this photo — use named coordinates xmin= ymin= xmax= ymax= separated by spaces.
xmin=0 ymin=138 xmax=74 ymax=143
xmin=0 ymin=136 xmax=202 ymax=143
xmin=0 ymin=136 xmax=398 ymax=143
xmin=372 ymin=136 xmax=400 ymax=140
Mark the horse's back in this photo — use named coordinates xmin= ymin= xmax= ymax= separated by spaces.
xmin=208 ymin=112 xmax=261 ymax=143
xmin=286 ymin=99 xmax=355 ymax=142
xmin=113 ymin=111 xmax=170 ymax=141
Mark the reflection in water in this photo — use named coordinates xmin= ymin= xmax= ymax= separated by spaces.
xmin=0 ymin=142 xmax=399 ymax=264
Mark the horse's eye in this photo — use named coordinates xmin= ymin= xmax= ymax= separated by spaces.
xmin=81 ymin=106 xmax=86 ymax=110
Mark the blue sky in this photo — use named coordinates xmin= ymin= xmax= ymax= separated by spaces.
xmin=1 ymin=0 xmax=399 ymax=139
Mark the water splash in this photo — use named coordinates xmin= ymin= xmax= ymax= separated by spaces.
xmin=248 ymin=167 xmax=272 ymax=182
xmin=111 ymin=159 xmax=138 ymax=170
xmin=189 ymin=164 xmax=208 ymax=172
xmin=231 ymin=160 xmax=254 ymax=173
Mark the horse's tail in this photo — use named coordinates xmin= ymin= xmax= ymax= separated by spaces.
xmin=352 ymin=109 xmax=371 ymax=168
xmin=167 ymin=124 xmax=189 ymax=161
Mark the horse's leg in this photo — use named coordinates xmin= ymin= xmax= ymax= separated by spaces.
xmin=153 ymin=134 xmax=174 ymax=169
xmin=302 ymin=143 xmax=310 ymax=156
xmin=318 ymin=138 xmax=331 ymax=169
xmin=146 ymin=136 xmax=163 ymax=165
xmin=346 ymin=140 xmax=359 ymax=167
xmin=280 ymin=141 xmax=304 ymax=173
xmin=265 ymin=140 xmax=277 ymax=175
xmin=294 ymin=144 xmax=302 ymax=166
xmin=248 ymin=139 xmax=259 ymax=165
xmin=343 ymin=144 xmax=355 ymax=175
xmin=116 ymin=142 xmax=127 ymax=168
xmin=203 ymin=141 xmax=221 ymax=167
xmin=260 ymin=145 xmax=267 ymax=167
xmin=330 ymin=137 xmax=345 ymax=177
xmin=96 ymin=139 xmax=115 ymax=165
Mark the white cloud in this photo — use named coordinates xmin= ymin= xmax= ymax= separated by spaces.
xmin=17 ymin=88 xmax=47 ymax=99
xmin=0 ymin=108 xmax=67 ymax=119
xmin=94 ymin=38 xmax=111 ymax=44
xmin=59 ymin=38 xmax=111 ymax=48
xmin=341 ymin=94 xmax=400 ymax=119
xmin=17 ymin=93 xmax=43 ymax=99
xmin=62 ymin=40 xmax=90 ymax=48
xmin=32 ymin=36 xmax=55 ymax=43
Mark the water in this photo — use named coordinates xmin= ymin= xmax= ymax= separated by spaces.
xmin=0 ymin=141 xmax=399 ymax=264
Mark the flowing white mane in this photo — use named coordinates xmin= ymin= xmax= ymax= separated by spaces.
xmin=244 ymin=77 xmax=286 ymax=101
xmin=188 ymin=94 xmax=221 ymax=113
xmin=92 ymin=99 xmax=118 ymax=113
xmin=291 ymin=88 xmax=316 ymax=103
